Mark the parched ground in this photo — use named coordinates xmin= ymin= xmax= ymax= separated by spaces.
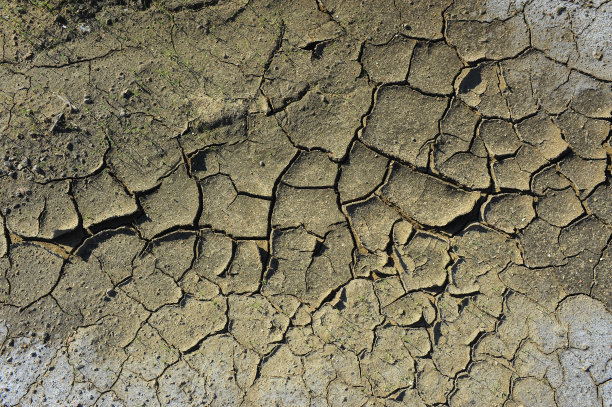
xmin=0 ymin=0 xmax=611 ymax=406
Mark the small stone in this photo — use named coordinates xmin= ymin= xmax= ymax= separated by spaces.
xmin=3 ymin=161 xmax=13 ymax=169
xmin=121 ymin=88 xmax=133 ymax=99
xmin=54 ymin=14 xmax=67 ymax=25
xmin=66 ymin=142 xmax=74 ymax=151
xmin=83 ymin=94 xmax=93 ymax=104
xmin=78 ymin=24 xmax=91 ymax=34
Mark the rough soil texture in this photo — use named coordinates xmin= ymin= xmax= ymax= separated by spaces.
xmin=0 ymin=0 xmax=611 ymax=406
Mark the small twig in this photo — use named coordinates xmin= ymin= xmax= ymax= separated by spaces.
xmin=49 ymin=112 xmax=64 ymax=133
xmin=55 ymin=93 xmax=79 ymax=113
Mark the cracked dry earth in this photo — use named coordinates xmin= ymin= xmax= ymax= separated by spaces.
xmin=0 ymin=0 xmax=611 ymax=406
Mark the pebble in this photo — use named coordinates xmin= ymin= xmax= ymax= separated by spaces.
xmin=121 ymin=88 xmax=133 ymax=99
xmin=3 ymin=161 xmax=12 ymax=169
xmin=78 ymin=24 xmax=91 ymax=34
xmin=54 ymin=14 xmax=67 ymax=26
xmin=83 ymin=94 xmax=93 ymax=104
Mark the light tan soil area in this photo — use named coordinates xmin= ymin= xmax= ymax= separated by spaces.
xmin=0 ymin=0 xmax=611 ymax=406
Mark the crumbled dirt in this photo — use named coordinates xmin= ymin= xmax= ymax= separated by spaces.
xmin=1 ymin=0 xmax=611 ymax=406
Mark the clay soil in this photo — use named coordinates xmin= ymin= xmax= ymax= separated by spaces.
xmin=0 ymin=0 xmax=611 ymax=406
